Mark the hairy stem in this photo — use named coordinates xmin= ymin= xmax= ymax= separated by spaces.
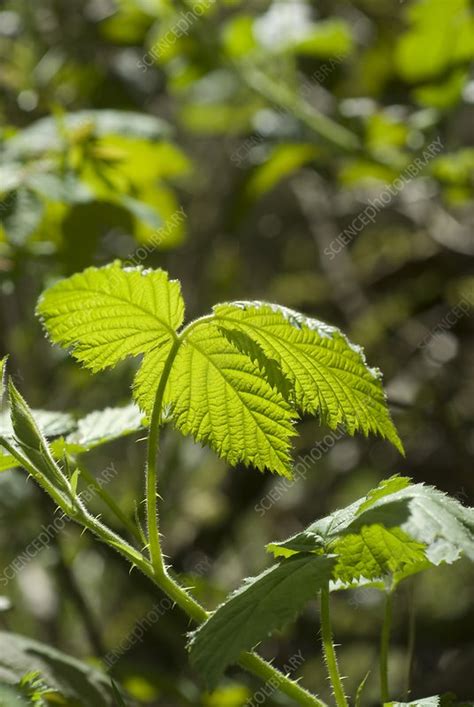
xmin=380 ymin=590 xmax=394 ymax=703
xmin=320 ymin=586 xmax=348 ymax=707
xmin=8 ymin=441 xmax=328 ymax=707
xmin=146 ymin=338 xmax=181 ymax=576
xmin=142 ymin=332 xmax=327 ymax=705
xmin=4 ymin=361 xmax=330 ymax=707
xmin=405 ymin=583 xmax=416 ymax=700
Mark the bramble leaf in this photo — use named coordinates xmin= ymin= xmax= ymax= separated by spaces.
xmin=188 ymin=554 xmax=335 ymax=688
xmin=213 ymin=302 xmax=403 ymax=452
xmin=36 ymin=263 xmax=401 ymax=476
xmin=161 ymin=321 xmax=296 ymax=477
xmin=36 ymin=262 xmax=184 ymax=373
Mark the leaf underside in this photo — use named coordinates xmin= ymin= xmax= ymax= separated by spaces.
xmin=267 ymin=475 xmax=474 ymax=586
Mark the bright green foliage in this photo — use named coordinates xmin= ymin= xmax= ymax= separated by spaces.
xmin=36 ymin=263 xmax=184 ymax=373
xmin=37 ymin=263 xmax=401 ymax=476
xmin=1 ymin=110 xmax=188 ymax=251
xmin=395 ymin=0 xmax=473 ymax=83
xmin=188 ymin=554 xmax=335 ymax=688
xmin=268 ymin=476 xmax=474 ymax=585
xmin=213 ymin=302 xmax=403 ymax=452
xmin=163 ymin=322 xmax=295 ymax=476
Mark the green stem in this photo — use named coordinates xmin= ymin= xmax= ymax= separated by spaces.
xmin=380 ymin=591 xmax=394 ymax=704
xmin=153 ymin=570 xmax=326 ymax=706
xmin=239 ymin=652 xmax=326 ymax=707
xmin=405 ymin=584 xmax=416 ymax=701
xmin=145 ymin=337 xmax=181 ymax=576
xmin=7 ymin=438 xmax=327 ymax=706
xmin=320 ymin=586 xmax=348 ymax=707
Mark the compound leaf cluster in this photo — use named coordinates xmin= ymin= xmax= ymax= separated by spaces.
xmin=36 ymin=263 xmax=402 ymax=477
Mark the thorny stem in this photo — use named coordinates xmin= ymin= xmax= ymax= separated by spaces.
xmin=405 ymin=583 xmax=416 ymax=701
xmin=320 ymin=586 xmax=349 ymax=707
xmin=145 ymin=337 xmax=181 ymax=577
xmin=4 ymin=344 xmax=329 ymax=706
xmin=143 ymin=329 xmax=327 ymax=705
xmin=9 ymin=443 xmax=328 ymax=707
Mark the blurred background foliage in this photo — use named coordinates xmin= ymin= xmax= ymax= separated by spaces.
xmin=0 ymin=0 xmax=473 ymax=705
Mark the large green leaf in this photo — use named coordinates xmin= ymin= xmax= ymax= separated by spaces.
xmin=37 ymin=262 xmax=184 ymax=373
xmin=213 ymin=302 xmax=402 ymax=452
xmin=188 ymin=554 xmax=335 ymax=688
xmin=161 ymin=321 xmax=296 ymax=477
xmin=37 ymin=263 xmax=400 ymax=476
